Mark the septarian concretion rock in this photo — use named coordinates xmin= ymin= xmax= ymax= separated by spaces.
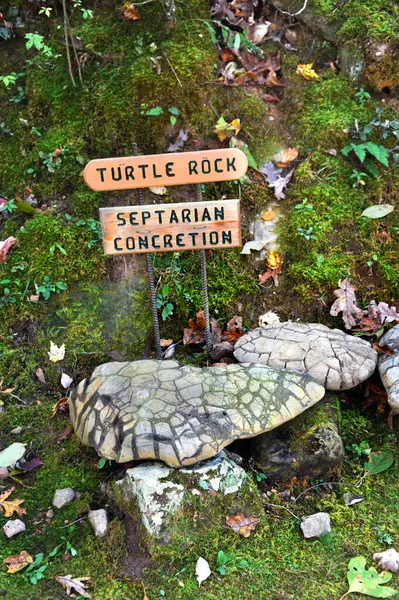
xmin=70 ymin=360 xmax=325 ymax=467
xmin=378 ymin=325 xmax=399 ymax=415
xmin=234 ymin=323 xmax=377 ymax=391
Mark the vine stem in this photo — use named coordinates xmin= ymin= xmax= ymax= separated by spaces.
xmin=338 ymin=591 xmax=350 ymax=600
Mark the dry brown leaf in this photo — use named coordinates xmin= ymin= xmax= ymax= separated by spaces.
xmin=373 ymin=343 xmax=395 ymax=356
xmin=4 ymin=551 xmax=33 ymax=574
xmin=56 ymin=423 xmax=74 ymax=444
xmin=330 ymin=278 xmax=363 ymax=330
xmin=273 ymin=147 xmax=298 ymax=168
xmin=122 ymin=3 xmax=140 ymax=20
xmin=160 ymin=339 xmax=173 ymax=348
xmin=56 ymin=575 xmax=91 ymax=598
xmin=223 ymin=316 xmax=244 ymax=343
xmin=225 ymin=513 xmax=260 ymax=538
xmin=34 ymin=367 xmax=46 ymax=384
xmin=221 ymin=47 xmax=235 ymax=62
xmin=0 ymin=487 xmax=26 ymax=518
xmin=50 ymin=397 xmax=69 ymax=419
xmin=260 ymin=210 xmax=276 ymax=221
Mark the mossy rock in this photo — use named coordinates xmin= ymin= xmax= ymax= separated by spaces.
xmin=251 ymin=394 xmax=345 ymax=481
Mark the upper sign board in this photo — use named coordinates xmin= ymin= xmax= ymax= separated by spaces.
xmin=83 ymin=148 xmax=248 ymax=191
xmin=99 ymin=199 xmax=241 ymax=255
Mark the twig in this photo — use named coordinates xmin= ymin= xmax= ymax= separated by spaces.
xmin=58 ymin=516 xmax=86 ymax=528
xmin=131 ymin=0 xmax=157 ymax=4
xmin=62 ymin=0 xmax=76 ymax=87
xmin=65 ymin=10 xmax=83 ymax=84
xmin=271 ymin=0 xmax=308 ymax=17
xmin=263 ymin=500 xmax=300 ymax=521
xmin=162 ymin=51 xmax=183 ymax=87
xmin=0 ymin=391 xmax=26 ymax=405
xmin=294 ymin=481 xmax=360 ymax=503
xmin=8 ymin=474 xmax=34 ymax=489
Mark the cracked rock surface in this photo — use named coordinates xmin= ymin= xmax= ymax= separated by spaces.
xmin=378 ymin=324 xmax=399 ymax=415
xmin=70 ymin=360 xmax=324 ymax=467
xmin=234 ymin=323 xmax=377 ymax=391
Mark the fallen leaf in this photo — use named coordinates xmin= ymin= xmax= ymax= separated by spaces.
xmin=141 ymin=581 xmax=149 ymax=600
xmin=0 ymin=443 xmax=26 ymax=468
xmin=330 ymin=278 xmax=363 ymax=330
xmin=273 ymin=147 xmax=298 ymax=167
xmin=373 ymin=343 xmax=395 ymax=356
xmin=50 ymin=397 xmax=69 ymax=419
xmin=369 ymin=300 xmax=399 ymax=324
xmin=221 ymin=47 xmax=235 ymax=62
xmin=149 ymin=186 xmax=167 ymax=195
xmin=374 ymin=549 xmax=399 ymax=573
xmin=364 ymin=450 xmax=394 ymax=475
xmin=167 ymin=129 xmax=188 ymax=152
xmin=34 ymin=368 xmax=46 ymax=384
xmin=18 ymin=457 xmax=43 ymax=472
xmin=48 ymin=342 xmax=65 ymax=363
xmin=261 ymin=210 xmax=276 ymax=221
xmin=56 ymin=423 xmax=74 ymax=444
xmin=343 ymin=492 xmax=363 ymax=506
xmin=260 ymin=93 xmax=280 ymax=102
xmin=160 ymin=339 xmax=173 ymax=348
xmin=259 ymin=251 xmax=283 ymax=287
xmin=247 ymin=22 xmax=271 ymax=44
xmin=240 ymin=240 xmax=265 ymax=255
xmin=61 ymin=372 xmax=73 ymax=389
xmin=344 ymin=556 xmax=398 ymax=598
xmin=223 ymin=316 xmax=244 ymax=343
xmin=195 ymin=557 xmax=211 ymax=587
xmin=0 ymin=487 xmax=26 ymax=518
xmin=56 ymin=575 xmax=91 ymax=598
xmin=225 ymin=513 xmax=260 ymax=538
xmin=163 ymin=344 xmax=176 ymax=359
xmin=296 ymin=63 xmax=319 ymax=81
xmin=259 ymin=160 xmax=282 ymax=183
xmin=266 ymin=250 xmax=283 ymax=270
xmin=214 ymin=116 xmax=241 ymax=141
xmin=122 ymin=3 xmax=140 ymax=20
xmin=361 ymin=204 xmax=394 ymax=219
xmin=268 ymin=168 xmax=295 ymax=200
xmin=4 ymin=551 xmax=33 ymax=574
xmin=0 ymin=236 xmax=16 ymax=262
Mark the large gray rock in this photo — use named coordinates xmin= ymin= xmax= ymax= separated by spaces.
xmin=250 ymin=394 xmax=345 ymax=481
xmin=70 ymin=360 xmax=324 ymax=468
xmin=114 ymin=452 xmax=252 ymax=539
xmin=378 ymin=325 xmax=399 ymax=416
xmin=234 ymin=323 xmax=377 ymax=390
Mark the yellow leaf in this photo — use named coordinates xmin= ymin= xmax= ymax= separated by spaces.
xmin=296 ymin=63 xmax=319 ymax=81
xmin=48 ymin=341 xmax=65 ymax=363
xmin=214 ymin=116 xmax=241 ymax=141
xmin=4 ymin=551 xmax=33 ymax=574
xmin=0 ymin=487 xmax=26 ymax=518
xmin=266 ymin=250 xmax=283 ymax=270
xmin=260 ymin=210 xmax=276 ymax=222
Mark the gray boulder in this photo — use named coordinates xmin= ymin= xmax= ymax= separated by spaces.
xmin=250 ymin=394 xmax=345 ymax=481
xmin=234 ymin=323 xmax=377 ymax=390
xmin=70 ymin=360 xmax=324 ymax=468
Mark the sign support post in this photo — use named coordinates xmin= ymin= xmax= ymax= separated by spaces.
xmin=195 ymin=183 xmax=212 ymax=357
xmin=132 ymin=143 xmax=163 ymax=360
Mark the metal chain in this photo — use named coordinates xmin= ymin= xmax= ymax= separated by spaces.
xmin=195 ymin=184 xmax=212 ymax=357
xmin=132 ymin=143 xmax=163 ymax=360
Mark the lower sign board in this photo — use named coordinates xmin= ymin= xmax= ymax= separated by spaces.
xmin=84 ymin=149 xmax=248 ymax=191
xmin=100 ymin=200 xmax=241 ymax=255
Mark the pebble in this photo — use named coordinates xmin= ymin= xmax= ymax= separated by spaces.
xmin=88 ymin=509 xmax=108 ymax=538
xmin=46 ymin=508 xmax=55 ymax=520
xmin=3 ymin=519 xmax=26 ymax=538
xmin=53 ymin=487 xmax=76 ymax=509
xmin=10 ymin=426 xmax=22 ymax=435
xmin=0 ymin=467 xmax=9 ymax=480
xmin=300 ymin=512 xmax=331 ymax=539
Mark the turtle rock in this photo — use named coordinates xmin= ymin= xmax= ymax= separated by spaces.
xmin=378 ymin=325 xmax=399 ymax=415
xmin=234 ymin=323 xmax=377 ymax=390
xmin=70 ymin=360 xmax=324 ymax=468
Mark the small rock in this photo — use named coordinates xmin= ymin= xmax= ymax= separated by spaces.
xmin=46 ymin=508 xmax=54 ymax=520
xmin=210 ymin=341 xmax=234 ymax=362
xmin=300 ymin=512 xmax=331 ymax=539
xmin=53 ymin=488 xmax=76 ymax=509
xmin=3 ymin=519 xmax=26 ymax=538
xmin=88 ymin=509 xmax=108 ymax=538
xmin=0 ymin=467 xmax=9 ymax=480
xmin=10 ymin=426 xmax=22 ymax=435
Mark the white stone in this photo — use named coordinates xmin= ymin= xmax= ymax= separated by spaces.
xmin=3 ymin=519 xmax=26 ymax=538
xmin=300 ymin=512 xmax=331 ymax=538
xmin=88 ymin=509 xmax=108 ymax=538
xmin=53 ymin=487 xmax=76 ymax=509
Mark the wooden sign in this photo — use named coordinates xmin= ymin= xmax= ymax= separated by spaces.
xmin=100 ymin=199 xmax=241 ymax=255
xmin=84 ymin=149 xmax=248 ymax=191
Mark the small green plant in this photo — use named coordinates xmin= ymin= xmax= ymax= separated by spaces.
xmin=0 ymin=72 xmax=24 ymax=88
xmin=376 ymin=526 xmax=393 ymax=546
xmin=203 ymin=20 xmax=262 ymax=57
xmin=355 ymin=87 xmax=371 ymax=106
xmin=76 ymin=218 xmax=102 ymax=248
xmin=39 ymin=6 xmax=53 ymax=17
xmin=0 ymin=197 xmax=17 ymax=213
xmin=23 ymin=553 xmax=48 ymax=585
xmin=73 ymin=0 xmax=93 ymax=19
xmin=50 ymin=243 xmax=67 ymax=256
xmin=97 ymin=457 xmax=113 ymax=469
xmin=297 ymin=224 xmax=320 ymax=241
xmin=37 ymin=276 xmax=68 ymax=301
xmin=140 ymin=104 xmax=180 ymax=125
xmin=346 ymin=441 xmax=371 ymax=456
xmin=349 ymin=169 xmax=367 ymax=187
xmin=294 ymin=198 xmax=314 ymax=213
xmin=156 ymin=283 xmax=174 ymax=320
xmin=366 ymin=254 xmax=378 ymax=269
xmin=0 ymin=280 xmax=16 ymax=304
xmin=25 ymin=33 xmax=53 ymax=57
xmin=216 ymin=550 xmax=248 ymax=576
xmin=10 ymin=86 xmax=25 ymax=103
xmin=342 ymin=141 xmax=390 ymax=168
xmin=49 ymin=527 xmax=78 ymax=558
xmin=38 ymin=149 xmax=65 ymax=173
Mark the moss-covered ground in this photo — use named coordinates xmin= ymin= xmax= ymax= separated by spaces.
xmin=1 ymin=0 xmax=399 ymax=598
